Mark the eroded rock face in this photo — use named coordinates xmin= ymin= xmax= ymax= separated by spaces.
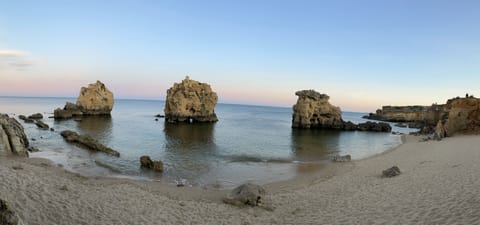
xmin=76 ymin=81 xmax=114 ymax=115
xmin=0 ymin=198 xmax=25 ymax=225
xmin=292 ymin=90 xmax=343 ymax=129
xmin=444 ymin=97 xmax=480 ymax=136
xmin=60 ymin=130 xmax=120 ymax=157
xmin=0 ymin=114 xmax=29 ymax=157
xmin=363 ymin=104 xmax=447 ymax=127
xmin=164 ymin=76 xmax=218 ymax=123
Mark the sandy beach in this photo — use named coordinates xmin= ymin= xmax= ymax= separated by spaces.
xmin=1 ymin=134 xmax=480 ymax=225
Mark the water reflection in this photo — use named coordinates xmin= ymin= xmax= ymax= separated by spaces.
xmin=163 ymin=123 xmax=216 ymax=183
xmin=75 ymin=117 xmax=113 ymax=141
xmin=290 ymin=129 xmax=341 ymax=161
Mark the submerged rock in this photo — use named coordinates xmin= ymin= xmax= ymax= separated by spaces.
xmin=292 ymin=90 xmax=343 ymax=129
xmin=60 ymin=130 xmax=120 ymax=157
xmin=164 ymin=76 xmax=218 ymax=123
xmin=0 ymin=198 xmax=25 ymax=225
xmin=139 ymin=155 xmax=163 ymax=172
xmin=18 ymin=115 xmax=34 ymax=123
xmin=223 ymin=183 xmax=265 ymax=207
xmin=382 ymin=166 xmax=401 ymax=177
xmin=34 ymin=121 xmax=49 ymax=129
xmin=0 ymin=114 xmax=29 ymax=157
xmin=333 ymin=154 xmax=351 ymax=162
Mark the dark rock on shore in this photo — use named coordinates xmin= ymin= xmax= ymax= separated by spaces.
xmin=223 ymin=183 xmax=265 ymax=207
xmin=60 ymin=130 xmax=120 ymax=157
xmin=139 ymin=155 xmax=163 ymax=172
xmin=0 ymin=114 xmax=29 ymax=157
xmin=0 ymin=198 xmax=25 ymax=225
xmin=382 ymin=166 xmax=401 ymax=177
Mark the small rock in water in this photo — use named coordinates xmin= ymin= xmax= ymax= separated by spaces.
xmin=139 ymin=155 xmax=163 ymax=172
xmin=332 ymin=154 xmax=351 ymax=162
xmin=50 ymin=128 xmax=55 ymax=131
xmin=155 ymin=118 xmax=158 ymax=121
xmin=28 ymin=113 xmax=43 ymax=119
xmin=382 ymin=166 xmax=401 ymax=177
xmin=27 ymin=147 xmax=40 ymax=152
xmin=154 ymin=114 xmax=165 ymax=118
xmin=35 ymin=121 xmax=49 ymax=129
xmin=31 ymin=138 xmax=36 ymax=141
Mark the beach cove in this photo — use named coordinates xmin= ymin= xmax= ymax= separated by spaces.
xmin=1 ymin=134 xmax=479 ymax=224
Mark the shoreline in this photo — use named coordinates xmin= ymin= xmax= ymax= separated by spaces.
xmin=2 ymin=134 xmax=479 ymax=224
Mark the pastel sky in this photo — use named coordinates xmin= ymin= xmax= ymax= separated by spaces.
xmin=0 ymin=0 xmax=479 ymax=112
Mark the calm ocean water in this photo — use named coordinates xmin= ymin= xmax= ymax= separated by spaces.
xmin=0 ymin=97 xmax=415 ymax=188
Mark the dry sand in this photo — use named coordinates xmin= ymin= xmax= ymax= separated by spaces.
xmin=1 ymin=135 xmax=480 ymax=225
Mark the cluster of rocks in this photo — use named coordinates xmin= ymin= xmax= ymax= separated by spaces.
xmin=60 ymin=130 xmax=120 ymax=157
xmin=54 ymin=81 xmax=114 ymax=119
xmin=164 ymin=76 xmax=218 ymax=123
xmin=0 ymin=114 xmax=29 ymax=157
xmin=18 ymin=113 xmax=50 ymax=129
xmin=292 ymin=90 xmax=391 ymax=132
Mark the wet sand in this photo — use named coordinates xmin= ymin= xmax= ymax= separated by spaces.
xmin=1 ymin=135 xmax=479 ymax=224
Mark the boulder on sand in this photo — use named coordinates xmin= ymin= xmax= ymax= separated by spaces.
xmin=223 ymin=183 xmax=266 ymax=207
xmin=382 ymin=166 xmax=401 ymax=178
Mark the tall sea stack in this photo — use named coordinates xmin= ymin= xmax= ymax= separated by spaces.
xmin=54 ymin=81 xmax=114 ymax=119
xmin=164 ymin=76 xmax=218 ymax=123
xmin=292 ymin=90 xmax=344 ymax=129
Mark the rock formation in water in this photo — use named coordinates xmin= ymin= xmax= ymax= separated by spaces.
xmin=60 ymin=130 xmax=120 ymax=157
xmin=363 ymin=104 xmax=447 ymax=127
xmin=139 ymin=155 xmax=163 ymax=172
xmin=164 ymin=76 xmax=218 ymax=123
xmin=443 ymin=97 xmax=480 ymax=136
xmin=292 ymin=90 xmax=391 ymax=132
xmin=0 ymin=114 xmax=29 ymax=157
xmin=292 ymin=90 xmax=343 ymax=129
xmin=54 ymin=81 xmax=114 ymax=119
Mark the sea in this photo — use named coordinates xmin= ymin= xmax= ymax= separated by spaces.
xmin=0 ymin=97 xmax=417 ymax=188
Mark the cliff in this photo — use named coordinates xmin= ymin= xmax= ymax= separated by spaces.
xmin=364 ymin=104 xmax=447 ymax=126
xmin=443 ymin=97 xmax=480 ymax=136
xmin=164 ymin=76 xmax=218 ymax=123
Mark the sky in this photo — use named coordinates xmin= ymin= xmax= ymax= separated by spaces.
xmin=0 ymin=0 xmax=479 ymax=112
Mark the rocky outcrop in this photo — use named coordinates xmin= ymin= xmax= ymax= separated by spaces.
xmin=292 ymin=90 xmax=391 ymax=132
xmin=139 ymin=155 xmax=163 ymax=172
xmin=54 ymin=81 xmax=114 ymax=119
xmin=18 ymin=115 xmax=33 ymax=123
xmin=28 ymin=113 xmax=43 ymax=119
xmin=363 ymin=104 xmax=447 ymax=126
xmin=443 ymin=97 xmax=480 ymax=136
xmin=164 ymin=76 xmax=218 ymax=123
xmin=223 ymin=183 xmax=265 ymax=207
xmin=0 ymin=198 xmax=25 ymax=225
xmin=60 ymin=130 xmax=120 ymax=157
xmin=292 ymin=90 xmax=343 ymax=129
xmin=0 ymin=114 xmax=29 ymax=157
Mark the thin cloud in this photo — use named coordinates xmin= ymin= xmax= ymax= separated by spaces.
xmin=0 ymin=49 xmax=33 ymax=70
